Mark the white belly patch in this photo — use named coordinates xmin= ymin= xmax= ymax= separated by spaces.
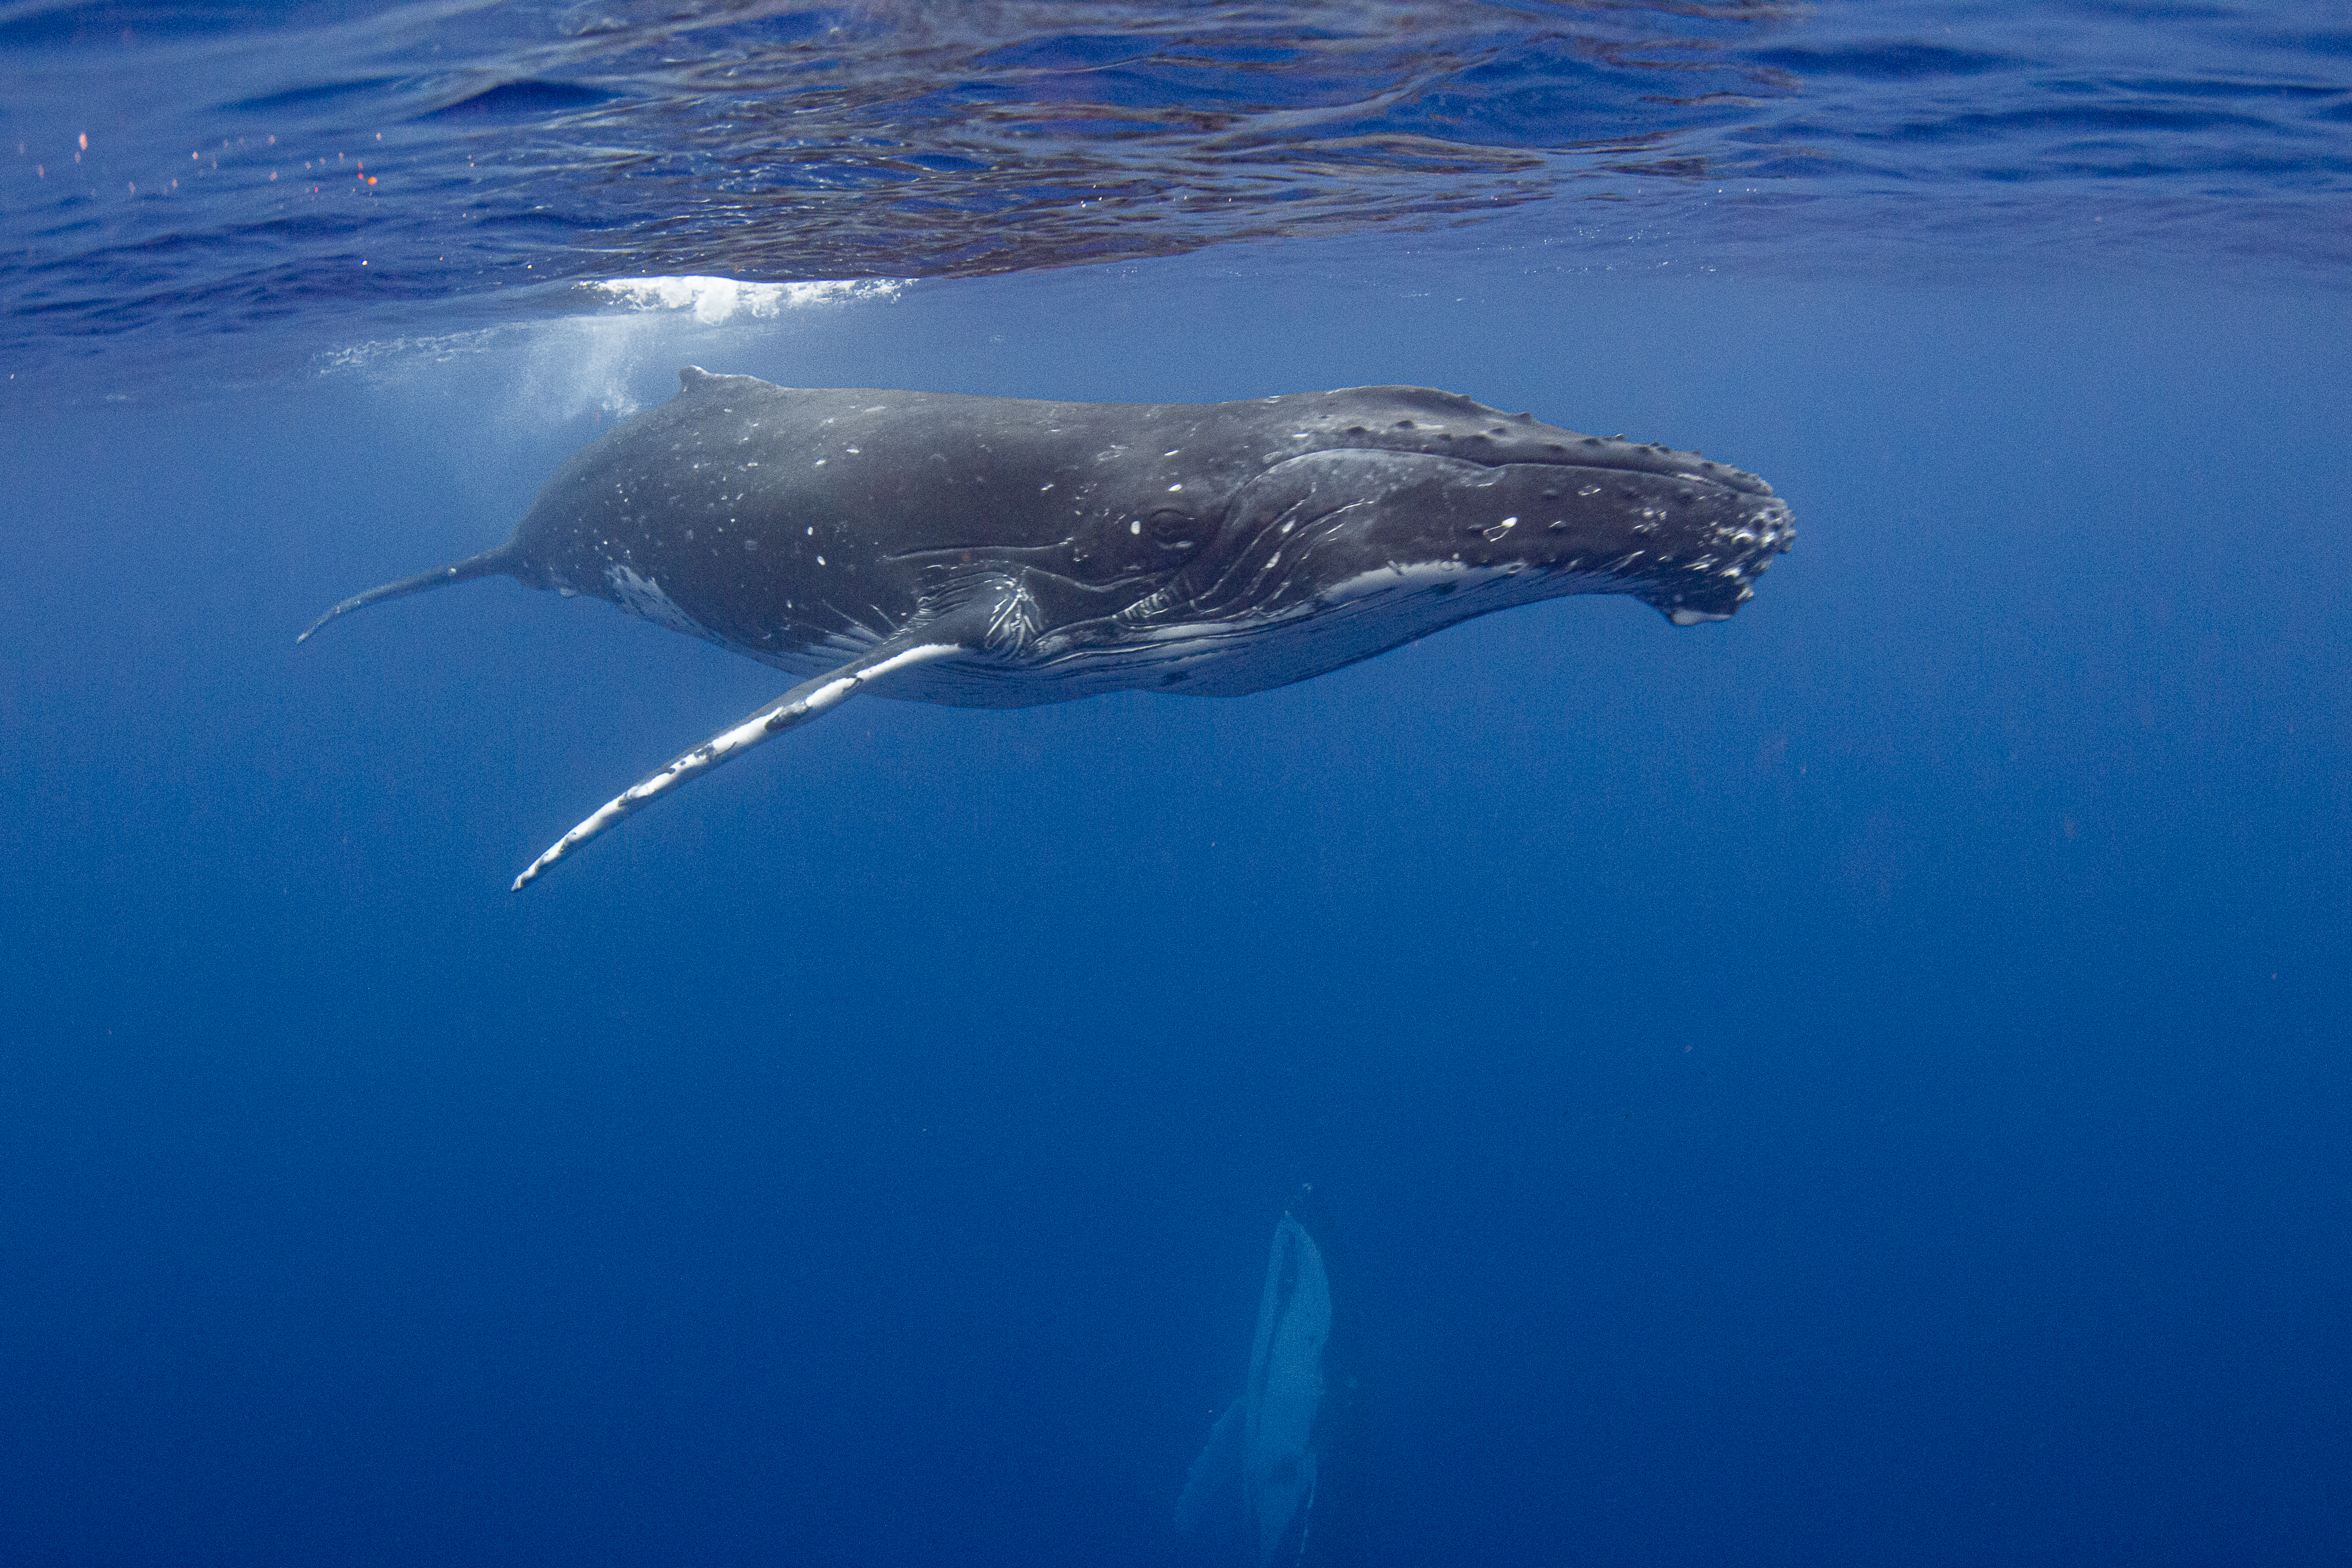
xmin=605 ymin=564 xmax=707 ymax=638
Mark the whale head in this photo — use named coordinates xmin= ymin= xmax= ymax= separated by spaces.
xmin=1212 ymin=387 xmax=1791 ymax=624
xmin=1070 ymin=387 xmax=1793 ymax=692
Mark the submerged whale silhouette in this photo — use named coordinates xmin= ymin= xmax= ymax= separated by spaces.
xmin=302 ymin=368 xmax=1793 ymax=887
xmin=1177 ymin=1191 xmax=1345 ymax=1568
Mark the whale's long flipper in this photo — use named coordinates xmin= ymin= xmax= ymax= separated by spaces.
xmin=510 ymin=591 xmax=1012 ymax=891
xmin=297 ymin=545 xmax=519 ymax=643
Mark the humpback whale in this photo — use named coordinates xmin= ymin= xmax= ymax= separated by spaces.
xmin=1177 ymin=1191 xmax=1345 ymax=1568
xmin=302 ymin=369 xmax=1793 ymax=887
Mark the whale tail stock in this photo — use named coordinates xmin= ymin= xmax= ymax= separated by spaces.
xmin=295 ymin=544 xmax=520 ymax=644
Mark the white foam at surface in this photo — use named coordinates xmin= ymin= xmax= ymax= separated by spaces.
xmin=312 ymin=273 xmax=908 ymax=441
xmin=591 ymin=276 xmax=907 ymax=324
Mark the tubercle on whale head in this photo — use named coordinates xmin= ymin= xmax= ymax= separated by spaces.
xmin=1625 ymin=489 xmax=1798 ymax=625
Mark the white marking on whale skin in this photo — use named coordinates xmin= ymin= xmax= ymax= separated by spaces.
xmin=1313 ymin=558 xmax=1502 ymax=604
xmin=605 ymin=565 xmax=705 ymax=637
xmin=1669 ymin=607 xmax=1731 ymax=625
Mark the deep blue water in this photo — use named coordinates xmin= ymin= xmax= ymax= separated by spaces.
xmin=3 ymin=5 xmax=2350 ymax=1567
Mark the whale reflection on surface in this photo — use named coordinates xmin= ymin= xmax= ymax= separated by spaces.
xmin=1178 ymin=1191 xmax=1344 ymax=1567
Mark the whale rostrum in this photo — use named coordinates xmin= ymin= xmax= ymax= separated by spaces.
xmin=301 ymin=368 xmax=1794 ymax=888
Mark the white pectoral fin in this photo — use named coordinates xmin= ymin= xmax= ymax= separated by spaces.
xmin=510 ymin=636 xmax=964 ymax=891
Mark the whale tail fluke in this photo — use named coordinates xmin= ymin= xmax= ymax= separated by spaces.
xmin=296 ymin=545 xmax=518 ymax=644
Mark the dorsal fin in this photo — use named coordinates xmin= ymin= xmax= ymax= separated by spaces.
xmin=677 ymin=365 xmax=784 ymax=400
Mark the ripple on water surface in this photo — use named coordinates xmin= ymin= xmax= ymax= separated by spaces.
xmin=1 ymin=0 xmax=2348 ymax=371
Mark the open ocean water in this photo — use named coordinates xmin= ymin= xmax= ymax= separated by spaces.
xmin=3 ymin=3 xmax=2349 ymax=1565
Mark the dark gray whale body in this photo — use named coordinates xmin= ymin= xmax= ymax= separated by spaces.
xmin=303 ymin=368 xmax=1793 ymax=887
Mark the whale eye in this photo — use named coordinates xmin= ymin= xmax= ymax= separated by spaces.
xmin=1146 ymin=508 xmax=1207 ymax=550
